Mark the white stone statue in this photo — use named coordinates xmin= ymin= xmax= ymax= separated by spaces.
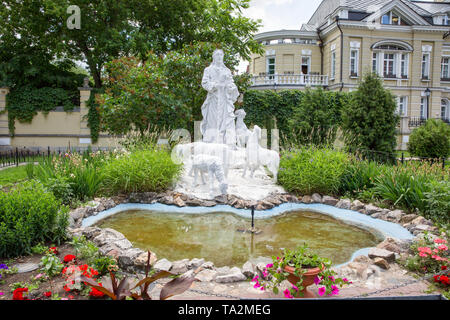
xmin=200 ymin=49 xmax=239 ymax=145
xmin=189 ymin=154 xmax=228 ymax=195
xmin=243 ymin=125 xmax=279 ymax=181
xmin=235 ymin=109 xmax=250 ymax=148
xmin=173 ymin=141 xmax=231 ymax=177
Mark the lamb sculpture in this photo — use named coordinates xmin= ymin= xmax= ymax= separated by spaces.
xmin=189 ymin=154 xmax=228 ymax=195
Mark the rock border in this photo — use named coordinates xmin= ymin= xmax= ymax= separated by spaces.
xmin=67 ymin=191 xmax=444 ymax=284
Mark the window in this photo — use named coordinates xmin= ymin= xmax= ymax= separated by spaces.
xmin=421 ymin=53 xmax=430 ymax=79
xmin=441 ymin=57 xmax=450 ymax=80
xmin=383 ymin=53 xmax=395 ymax=78
xmin=381 ymin=12 xmax=405 ymax=25
xmin=420 ymin=97 xmax=428 ymax=120
xmin=444 ymin=15 xmax=449 ymax=25
xmin=267 ymin=57 xmax=275 ymax=78
xmin=331 ymin=51 xmax=336 ymax=79
xmin=442 ymin=100 xmax=449 ymax=120
xmin=350 ymin=49 xmax=359 ymax=76
xmin=301 ymin=56 xmax=310 ymax=74
xmin=401 ymin=54 xmax=408 ymax=78
xmin=397 ymin=97 xmax=407 ymax=116
xmin=372 ymin=53 xmax=378 ymax=74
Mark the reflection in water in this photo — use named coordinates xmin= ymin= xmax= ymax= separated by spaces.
xmin=97 ymin=210 xmax=382 ymax=267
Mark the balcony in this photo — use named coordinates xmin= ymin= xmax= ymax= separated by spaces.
xmin=250 ymin=74 xmax=329 ymax=89
xmin=408 ymin=117 xmax=450 ymax=127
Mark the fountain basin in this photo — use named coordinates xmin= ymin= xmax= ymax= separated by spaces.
xmin=82 ymin=203 xmax=414 ymax=267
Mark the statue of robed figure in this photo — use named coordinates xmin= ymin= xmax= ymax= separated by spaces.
xmin=200 ymin=49 xmax=240 ymax=145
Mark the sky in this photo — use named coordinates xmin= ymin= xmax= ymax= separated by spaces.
xmin=237 ymin=0 xmax=323 ymax=73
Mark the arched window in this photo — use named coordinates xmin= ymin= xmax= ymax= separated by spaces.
xmin=371 ymin=41 xmax=413 ymax=78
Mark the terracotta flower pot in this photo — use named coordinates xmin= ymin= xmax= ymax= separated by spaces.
xmin=284 ymin=265 xmax=323 ymax=298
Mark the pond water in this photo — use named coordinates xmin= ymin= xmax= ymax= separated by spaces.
xmin=96 ymin=209 xmax=383 ymax=267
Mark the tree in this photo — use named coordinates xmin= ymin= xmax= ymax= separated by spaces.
xmin=408 ymin=119 xmax=450 ymax=158
xmin=98 ymin=43 xmax=248 ymax=135
xmin=288 ymin=88 xmax=346 ymax=146
xmin=341 ymin=72 xmax=400 ymax=162
xmin=0 ymin=0 xmax=262 ymax=88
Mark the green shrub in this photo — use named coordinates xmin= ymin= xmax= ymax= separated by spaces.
xmin=0 ymin=181 xmax=68 ymax=258
xmin=424 ymin=180 xmax=450 ymax=225
xmin=278 ymin=147 xmax=349 ymax=195
xmin=338 ymin=160 xmax=387 ymax=196
xmin=102 ymin=148 xmax=181 ymax=194
xmin=372 ymin=167 xmax=432 ymax=213
xmin=408 ymin=119 xmax=450 ymax=159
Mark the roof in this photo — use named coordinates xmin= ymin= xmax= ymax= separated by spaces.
xmin=308 ymin=0 xmax=450 ymax=26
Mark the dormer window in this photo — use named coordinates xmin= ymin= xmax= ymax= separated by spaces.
xmin=381 ymin=11 xmax=408 ymax=25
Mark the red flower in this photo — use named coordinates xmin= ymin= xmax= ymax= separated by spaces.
xmin=44 ymin=291 xmax=52 ymax=298
xmin=13 ymin=288 xmax=29 ymax=300
xmin=63 ymin=254 xmax=76 ymax=263
xmin=442 ymin=266 xmax=447 ymax=271
xmin=440 ymin=276 xmax=449 ymax=286
xmin=48 ymin=247 xmax=58 ymax=255
xmin=89 ymin=284 xmax=105 ymax=298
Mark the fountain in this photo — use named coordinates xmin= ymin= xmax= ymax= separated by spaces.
xmin=173 ymin=49 xmax=283 ymax=201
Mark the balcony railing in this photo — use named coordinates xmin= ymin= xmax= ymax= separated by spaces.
xmin=408 ymin=117 xmax=450 ymax=127
xmin=251 ymin=74 xmax=329 ymax=87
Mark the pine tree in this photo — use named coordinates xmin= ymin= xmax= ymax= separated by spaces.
xmin=341 ymin=72 xmax=400 ymax=162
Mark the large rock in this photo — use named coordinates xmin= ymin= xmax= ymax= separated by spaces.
xmin=188 ymin=258 xmax=205 ymax=270
xmin=353 ymin=255 xmax=372 ymax=264
xmin=301 ymin=195 xmax=312 ymax=204
xmin=346 ymin=262 xmax=370 ymax=280
xmin=368 ymin=248 xmax=395 ymax=263
xmin=411 ymin=216 xmax=433 ymax=226
xmin=336 ymin=199 xmax=351 ymax=210
xmin=154 ymin=258 xmax=173 ymax=272
xmin=350 ymin=200 xmax=365 ymax=211
xmin=215 ymin=267 xmax=246 ymax=283
xmin=171 ymin=259 xmax=190 ymax=274
xmin=399 ymin=214 xmax=419 ymax=224
xmin=118 ymin=248 xmax=144 ymax=268
xmin=195 ymin=269 xmax=218 ymax=282
xmin=311 ymin=193 xmax=322 ymax=203
xmin=386 ymin=210 xmax=405 ymax=222
xmin=365 ymin=204 xmax=381 ymax=215
xmin=81 ymin=227 xmax=102 ymax=239
xmin=70 ymin=207 xmax=87 ymax=221
xmin=134 ymin=251 xmax=158 ymax=267
xmin=373 ymin=257 xmax=390 ymax=270
xmin=173 ymin=197 xmax=186 ymax=207
xmin=200 ymin=261 xmax=215 ymax=270
xmin=376 ymin=237 xmax=409 ymax=254
xmin=93 ymin=228 xmax=127 ymax=247
xmin=242 ymin=261 xmax=256 ymax=279
xmin=322 ymin=196 xmax=339 ymax=206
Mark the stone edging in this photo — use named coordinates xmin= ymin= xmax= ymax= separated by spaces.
xmin=67 ymin=191 xmax=445 ymax=285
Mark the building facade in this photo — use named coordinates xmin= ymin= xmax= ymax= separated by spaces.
xmin=248 ymin=0 xmax=450 ymax=149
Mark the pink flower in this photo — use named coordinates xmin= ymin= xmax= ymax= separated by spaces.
xmin=434 ymin=238 xmax=447 ymax=244
xmin=438 ymin=245 xmax=448 ymax=251
xmin=318 ymin=286 xmax=326 ymax=296
xmin=253 ymin=282 xmax=261 ymax=289
xmin=252 ymin=275 xmax=259 ymax=282
xmin=418 ymin=247 xmax=432 ymax=254
xmin=260 ymin=286 xmax=265 ymax=291
xmin=292 ymin=285 xmax=299 ymax=291
xmin=283 ymin=289 xmax=294 ymax=299
xmin=343 ymin=278 xmax=349 ymax=283
xmin=331 ymin=285 xmax=339 ymax=295
xmin=314 ymin=276 xmax=321 ymax=285
xmin=419 ymin=252 xmax=428 ymax=257
xmin=266 ymin=263 xmax=273 ymax=268
xmin=0 ymin=292 xmax=4 ymax=296
xmin=329 ymin=276 xmax=335 ymax=282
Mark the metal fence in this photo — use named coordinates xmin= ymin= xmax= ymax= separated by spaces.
xmin=0 ymin=146 xmax=112 ymax=169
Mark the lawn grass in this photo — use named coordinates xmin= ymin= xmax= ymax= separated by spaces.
xmin=0 ymin=165 xmax=31 ymax=186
